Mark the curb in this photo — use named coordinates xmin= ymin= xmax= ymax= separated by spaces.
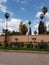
xmin=0 ymin=50 xmax=49 ymax=54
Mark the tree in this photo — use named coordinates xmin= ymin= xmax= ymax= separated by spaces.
xmin=46 ymin=31 xmax=49 ymax=34
xmin=34 ymin=31 xmax=37 ymax=35
xmin=4 ymin=13 xmax=9 ymax=47
xmin=2 ymin=29 xmax=11 ymax=35
xmin=38 ymin=21 xmax=47 ymax=34
xmin=28 ymin=21 xmax=32 ymax=35
xmin=42 ymin=7 xmax=48 ymax=15
xmin=38 ymin=6 xmax=47 ymax=35
xmin=28 ymin=27 xmax=31 ymax=35
xmin=10 ymin=31 xmax=21 ymax=35
xmin=19 ymin=22 xmax=28 ymax=35
xmin=2 ymin=29 xmax=21 ymax=35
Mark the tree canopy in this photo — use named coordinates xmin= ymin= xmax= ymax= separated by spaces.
xmin=38 ymin=21 xmax=47 ymax=34
xmin=19 ymin=22 xmax=28 ymax=35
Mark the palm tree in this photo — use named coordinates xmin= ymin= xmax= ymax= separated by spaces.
xmin=38 ymin=7 xmax=48 ymax=35
xmin=28 ymin=21 xmax=31 ymax=25
xmin=42 ymin=7 xmax=48 ymax=34
xmin=4 ymin=13 xmax=9 ymax=47
xmin=42 ymin=7 xmax=48 ymax=15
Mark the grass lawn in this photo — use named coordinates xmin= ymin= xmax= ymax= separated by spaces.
xmin=0 ymin=47 xmax=49 ymax=52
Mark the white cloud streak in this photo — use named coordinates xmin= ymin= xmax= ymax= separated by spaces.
xmin=20 ymin=1 xmax=27 ymax=4
xmin=0 ymin=4 xmax=7 ymax=13
xmin=0 ymin=0 xmax=7 ymax=3
xmin=0 ymin=0 xmax=14 ymax=18
xmin=0 ymin=0 xmax=7 ymax=13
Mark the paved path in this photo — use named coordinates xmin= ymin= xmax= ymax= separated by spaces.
xmin=0 ymin=52 xmax=49 ymax=65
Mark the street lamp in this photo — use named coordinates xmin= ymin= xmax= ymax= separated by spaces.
xmin=28 ymin=21 xmax=31 ymax=35
xmin=4 ymin=13 xmax=9 ymax=44
xmin=28 ymin=21 xmax=31 ymax=43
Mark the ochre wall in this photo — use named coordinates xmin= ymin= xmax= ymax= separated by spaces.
xmin=0 ymin=35 xmax=49 ymax=43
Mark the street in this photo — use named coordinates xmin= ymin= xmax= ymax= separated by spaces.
xmin=0 ymin=52 xmax=49 ymax=65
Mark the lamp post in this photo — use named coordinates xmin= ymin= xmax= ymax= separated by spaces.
xmin=28 ymin=21 xmax=31 ymax=35
xmin=32 ymin=38 xmax=36 ymax=48
xmin=28 ymin=21 xmax=31 ymax=43
xmin=4 ymin=13 xmax=9 ymax=44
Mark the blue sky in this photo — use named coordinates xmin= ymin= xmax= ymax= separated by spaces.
xmin=0 ymin=0 xmax=49 ymax=34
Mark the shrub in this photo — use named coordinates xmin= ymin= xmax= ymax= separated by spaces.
xmin=35 ymin=44 xmax=38 ymax=48
xmin=26 ymin=43 xmax=33 ymax=48
xmin=24 ymin=43 xmax=27 ymax=48
xmin=27 ymin=44 xmax=30 ymax=48
xmin=38 ymin=41 xmax=48 ymax=49
xmin=21 ymin=43 xmax=24 ymax=47
xmin=17 ymin=43 xmax=20 ymax=47
xmin=9 ymin=43 xmax=13 ymax=47
xmin=0 ymin=43 xmax=2 ymax=46
xmin=30 ymin=43 xmax=33 ymax=48
xmin=4 ymin=42 xmax=9 ymax=47
xmin=13 ymin=42 xmax=17 ymax=46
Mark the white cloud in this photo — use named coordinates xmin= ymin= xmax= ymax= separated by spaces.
xmin=0 ymin=4 xmax=7 ymax=13
xmin=0 ymin=0 xmax=7 ymax=13
xmin=34 ymin=24 xmax=39 ymax=29
xmin=36 ymin=11 xmax=49 ymax=18
xmin=36 ymin=12 xmax=43 ymax=18
xmin=8 ymin=18 xmax=21 ymax=31
xmin=24 ymin=20 xmax=29 ymax=24
xmin=45 ymin=12 xmax=49 ymax=18
xmin=45 ymin=22 xmax=49 ymax=31
xmin=0 ymin=18 xmax=22 ymax=33
xmin=0 ymin=0 xmax=14 ymax=17
xmin=0 ymin=0 xmax=7 ymax=3
xmin=0 ymin=19 xmax=5 ymax=34
xmin=0 ymin=19 xmax=5 ymax=30
xmin=0 ymin=19 xmax=3 ymax=22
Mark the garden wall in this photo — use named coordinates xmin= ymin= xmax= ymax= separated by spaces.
xmin=0 ymin=35 xmax=49 ymax=43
